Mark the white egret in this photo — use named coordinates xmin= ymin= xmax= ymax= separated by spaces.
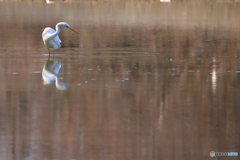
xmin=42 ymin=22 xmax=78 ymax=56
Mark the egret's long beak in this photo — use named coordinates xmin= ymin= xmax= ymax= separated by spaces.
xmin=69 ymin=27 xmax=79 ymax=34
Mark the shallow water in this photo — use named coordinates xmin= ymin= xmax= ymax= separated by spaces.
xmin=0 ymin=1 xmax=240 ymax=160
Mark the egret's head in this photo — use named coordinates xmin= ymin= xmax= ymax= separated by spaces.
xmin=57 ymin=22 xmax=79 ymax=34
xmin=65 ymin=24 xmax=70 ymax=28
xmin=58 ymin=22 xmax=69 ymax=27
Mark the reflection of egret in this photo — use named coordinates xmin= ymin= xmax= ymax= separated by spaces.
xmin=212 ymin=57 xmax=217 ymax=94
xmin=42 ymin=22 xmax=78 ymax=57
xmin=160 ymin=0 xmax=171 ymax=2
xmin=42 ymin=60 xmax=69 ymax=90
xmin=46 ymin=0 xmax=54 ymax=3
xmin=46 ymin=0 xmax=70 ymax=4
xmin=55 ymin=77 xmax=69 ymax=90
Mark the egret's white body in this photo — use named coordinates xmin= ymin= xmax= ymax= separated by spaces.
xmin=42 ymin=22 xmax=78 ymax=56
xmin=42 ymin=27 xmax=62 ymax=50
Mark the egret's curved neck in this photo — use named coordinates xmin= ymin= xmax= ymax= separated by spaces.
xmin=47 ymin=23 xmax=62 ymax=40
xmin=55 ymin=23 xmax=62 ymax=35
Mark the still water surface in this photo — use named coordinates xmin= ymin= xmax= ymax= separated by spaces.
xmin=0 ymin=1 xmax=240 ymax=160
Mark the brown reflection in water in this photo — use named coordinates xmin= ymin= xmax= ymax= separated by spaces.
xmin=0 ymin=1 xmax=240 ymax=160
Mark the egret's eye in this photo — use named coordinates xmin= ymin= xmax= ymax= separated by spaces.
xmin=66 ymin=26 xmax=69 ymax=28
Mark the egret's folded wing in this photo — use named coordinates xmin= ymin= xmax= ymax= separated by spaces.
xmin=42 ymin=27 xmax=57 ymax=41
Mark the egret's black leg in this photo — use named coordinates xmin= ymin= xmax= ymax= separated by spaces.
xmin=47 ymin=48 xmax=51 ymax=59
xmin=53 ymin=49 xmax=55 ymax=59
